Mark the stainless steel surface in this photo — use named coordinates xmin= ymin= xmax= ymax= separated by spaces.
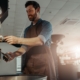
xmin=0 ymin=43 xmax=17 ymax=75
xmin=0 ymin=75 xmax=47 ymax=80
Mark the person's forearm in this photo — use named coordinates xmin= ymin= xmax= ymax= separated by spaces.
xmin=13 ymin=47 xmax=26 ymax=57
xmin=13 ymin=46 xmax=31 ymax=57
xmin=17 ymin=37 xmax=43 ymax=46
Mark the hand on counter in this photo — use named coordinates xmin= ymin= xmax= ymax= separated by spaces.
xmin=4 ymin=36 xmax=19 ymax=44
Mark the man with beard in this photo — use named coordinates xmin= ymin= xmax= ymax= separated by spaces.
xmin=4 ymin=1 xmax=57 ymax=80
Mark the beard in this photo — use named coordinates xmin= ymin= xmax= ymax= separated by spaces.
xmin=28 ymin=13 xmax=37 ymax=21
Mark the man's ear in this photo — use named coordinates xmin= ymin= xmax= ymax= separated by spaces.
xmin=36 ymin=7 xmax=40 ymax=13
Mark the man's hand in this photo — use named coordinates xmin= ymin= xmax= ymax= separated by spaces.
xmin=4 ymin=36 xmax=19 ymax=44
xmin=3 ymin=52 xmax=15 ymax=62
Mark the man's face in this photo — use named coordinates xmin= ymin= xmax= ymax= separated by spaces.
xmin=26 ymin=5 xmax=39 ymax=21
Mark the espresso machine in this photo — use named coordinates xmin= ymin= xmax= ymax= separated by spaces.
xmin=0 ymin=42 xmax=17 ymax=75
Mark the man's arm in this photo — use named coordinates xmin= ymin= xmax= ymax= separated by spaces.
xmin=13 ymin=46 xmax=26 ymax=57
xmin=4 ymin=45 xmax=31 ymax=61
xmin=4 ymin=21 xmax=52 ymax=46
xmin=3 ymin=46 xmax=26 ymax=61
xmin=17 ymin=37 xmax=43 ymax=46
xmin=4 ymin=36 xmax=44 ymax=46
xmin=13 ymin=45 xmax=32 ymax=57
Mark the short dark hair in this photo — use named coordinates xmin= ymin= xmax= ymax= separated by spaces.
xmin=25 ymin=1 xmax=40 ymax=9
